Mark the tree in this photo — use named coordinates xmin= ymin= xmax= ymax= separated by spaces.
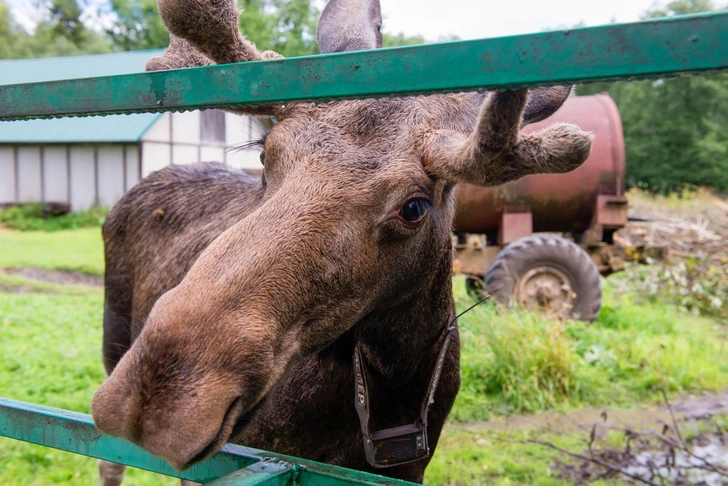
xmin=643 ymin=0 xmax=715 ymax=17
xmin=238 ymin=0 xmax=320 ymax=57
xmin=382 ymin=32 xmax=425 ymax=47
xmin=48 ymin=0 xmax=85 ymax=44
xmin=0 ymin=0 xmax=21 ymax=58
xmin=106 ymin=0 xmax=168 ymax=50
xmin=237 ymin=0 xmax=434 ymax=57
xmin=0 ymin=0 xmax=111 ymax=59
xmin=579 ymin=0 xmax=728 ymax=191
xmin=1 ymin=0 xmax=440 ymax=61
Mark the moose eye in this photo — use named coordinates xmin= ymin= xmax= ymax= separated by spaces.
xmin=259 ymin=149 xmax=266 ymax=165
xmin=399 ymin=199 xmax=429 ymax=223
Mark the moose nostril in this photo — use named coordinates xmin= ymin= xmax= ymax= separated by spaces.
xmin=183 ymin=396 xmax=245 ymax=469
xmin=92 ymin=381 xmax=131 ymax=438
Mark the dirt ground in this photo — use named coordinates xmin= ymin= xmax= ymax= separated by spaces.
xmin=1 ymin=267 xmax=103 ymax=288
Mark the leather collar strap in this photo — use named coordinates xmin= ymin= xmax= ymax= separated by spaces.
xmin=353 ymin=295 xmax=490 ymax=469
xmin=353 ymin=320 xmax=455 ymax=469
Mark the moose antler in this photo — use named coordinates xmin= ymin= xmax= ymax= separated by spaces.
xmin=152 ymin=0 xmax=281 ymax=68
xmin=424 ymin=88 xmax=593 ymax=187
xmin=146 ymin=34 xmax=214 ymax=71
xmin=146 ymin=0 xmax=282 ymax=115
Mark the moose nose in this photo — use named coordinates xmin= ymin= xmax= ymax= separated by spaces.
xmin=92 ymin=371 xmax=140 ymax=443
xmin=92 ymin=350 xmax=247 ymax=470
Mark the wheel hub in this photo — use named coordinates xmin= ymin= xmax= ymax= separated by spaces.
xmin=515 ymin=266 xmax=575 ymax=319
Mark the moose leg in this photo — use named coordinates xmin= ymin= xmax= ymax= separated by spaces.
xmin=98 ymin=460 xmax=126 ymax=486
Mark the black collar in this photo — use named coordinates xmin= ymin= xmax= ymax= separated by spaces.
xmin=352 ymin=294 xmax=491 ymax=468
xmin=353 ymin=317 xmax=455 ymax=468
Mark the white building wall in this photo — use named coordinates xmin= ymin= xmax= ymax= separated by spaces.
xmin=0 ymin=110 xmax=265 ymax=212
xmin=0 ymin=147 xmax=16 ymax=204
xmin=69 ymin=146 xmax=96 ymax=212
xmin=97 ymin=146 xmax=125 ymax=207
xmin=141 ymin=142 xmax=171 ymax=177
xmin=142 ymin=113 xmax=171 ymax=143
xmin=172 ymin=112 xmax=201 ymax=145
xmin=43 ymin=146 xmax=69 ymax=202
xmin=200 ymin=146 xmax=225 ymax=163
xmin=17 ymin=147 xmax=42 ymax=203
xmin=124 ymin=145 xmax=140 ymax=191
xmin=172 ymin=144 xmax=200 ymax=165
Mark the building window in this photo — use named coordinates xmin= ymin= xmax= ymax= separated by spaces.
xmin=200 ymin=110 xmax=226 ymax=145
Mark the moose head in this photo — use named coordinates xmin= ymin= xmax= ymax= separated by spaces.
xmin=92 ymin=0 xmax=592 ymax=472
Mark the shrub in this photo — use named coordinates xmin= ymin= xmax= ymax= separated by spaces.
xmin=0 ymin=204 xmax=107 ymax=232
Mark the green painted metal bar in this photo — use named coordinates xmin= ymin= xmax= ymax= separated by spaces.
xmin=1 ymin=12 xmax=727 ymax=121
xmin=0 ymin=397 xmax=417 ymax=485
xmin=0 ymin=397 xmax=262 ymax=484
xmin=204 ymin=461 xmax=293 ymax=486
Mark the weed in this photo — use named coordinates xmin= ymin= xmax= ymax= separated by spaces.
xmin=456 ymin=305 xmax=581 ymax=417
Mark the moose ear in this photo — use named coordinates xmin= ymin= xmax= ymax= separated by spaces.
xmin=521 ymin=86 xmax=574 ymax=127
xmin=317 ymin=0 xmax=382 ymax=54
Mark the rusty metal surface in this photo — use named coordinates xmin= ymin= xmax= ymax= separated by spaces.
xmin=498 ymin=211 xmax=534 ymax=245
xmin=454 ymin=94 xmax=626 ymax=236
xmin=594 ymin=194 xmax=629 ymax=228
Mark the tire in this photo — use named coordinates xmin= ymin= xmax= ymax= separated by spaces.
xmin=484 ymin=235 xmax=602 ymax=321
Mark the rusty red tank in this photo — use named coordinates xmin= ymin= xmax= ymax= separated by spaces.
xmin=453 ymin=94 xmax=634 ymax=322
xmin=454 ymin=94 xmax=626 ymax=239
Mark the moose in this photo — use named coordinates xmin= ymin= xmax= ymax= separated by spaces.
xmin=91 ymin=0 xmax=593 ymax=484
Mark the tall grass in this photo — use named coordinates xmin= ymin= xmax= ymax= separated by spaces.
xmin=458 ymin=308 xmax=578 ymax=416
xmin=451 ymin=276 xmax=728 ymax=421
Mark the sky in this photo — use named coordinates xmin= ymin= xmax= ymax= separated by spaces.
xmin=380 ymin=0 xmax=658 ymax=40
xmin=7 ymin=0 xmax=661 ymax=39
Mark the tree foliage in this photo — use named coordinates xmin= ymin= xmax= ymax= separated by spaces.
xmin=1 ymin=0 xmax=433 ymax=59
xmin=238 ymin=0 xmax=320 ymax=57
xmin=106 ymin=0 xmax=169 ymax=50
xmin=579 ymin=0 xmax=728 ymax=191
xmin=0 ymin=0 xmax=110 ymax=58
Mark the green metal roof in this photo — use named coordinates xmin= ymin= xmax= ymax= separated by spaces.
xmin=0 ymin=50 xmax=164 ymax=143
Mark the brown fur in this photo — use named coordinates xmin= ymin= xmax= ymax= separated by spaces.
xmin=92 ymin=0 xmax=593 ymax=483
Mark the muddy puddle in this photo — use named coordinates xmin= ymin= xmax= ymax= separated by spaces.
xmin=457 ymin=392 xmax=728 ymax=484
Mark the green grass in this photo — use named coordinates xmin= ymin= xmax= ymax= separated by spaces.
xmin=0 ymin=284 xmax=177 ymax=485
xmin=425 ymin=412 xmax=728 ymax=485
xmin=426 ymin=425 xmax=583 ymax=486
xmin=1 ymin=230 xmax=727 ymax=485
xmin=0 ymin=227 xmax=104 ymax=275
xmin=451 ymin=277 xmax=728 ymax=422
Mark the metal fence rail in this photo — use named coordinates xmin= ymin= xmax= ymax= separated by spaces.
xmin=0 ymin=398 xmax=414 ymax=485
xmin=2 ymin=10 xmax=728 ymax=486
xmin=0 ymin=12 xmax=726 ymax=121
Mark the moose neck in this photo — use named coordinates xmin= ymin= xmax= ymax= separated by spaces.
xmin=355 ymin=233 xmax=456 ymax=384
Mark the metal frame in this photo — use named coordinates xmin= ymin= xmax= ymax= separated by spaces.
xmin=1 ymin=12 xmax=727 ymax=121
xmin=1 ymin=10 xmax=728 ymax=485
xmin=0 ymin=398 xmax=413 ymax=485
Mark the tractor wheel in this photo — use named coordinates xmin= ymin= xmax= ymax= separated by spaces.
xmin=484 ymin=235 xmax=602 ymax=321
